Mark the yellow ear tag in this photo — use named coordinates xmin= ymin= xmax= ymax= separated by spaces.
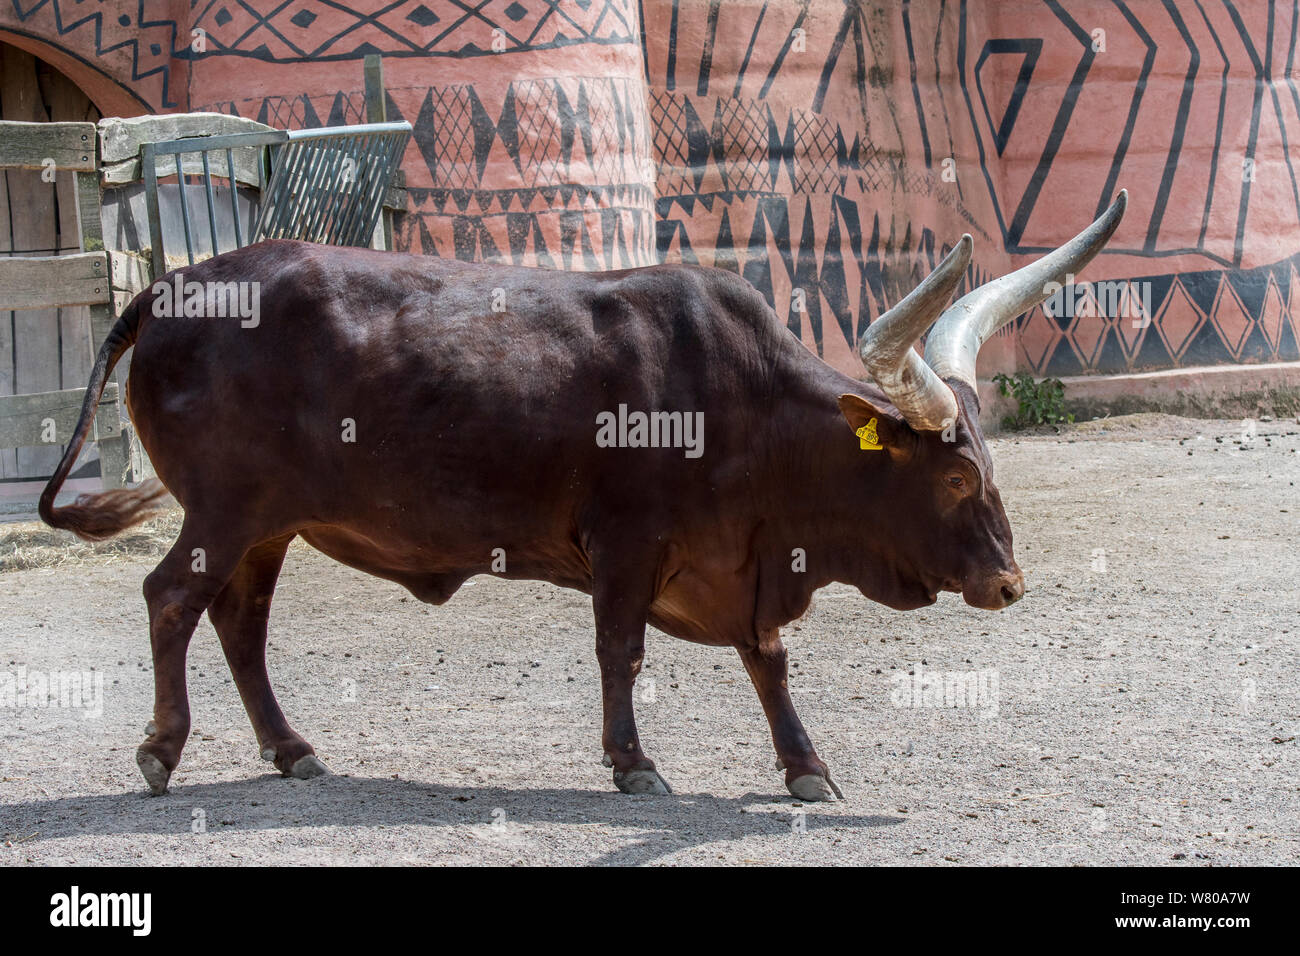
xmin=856 ymin=418 xmax=883 ymax=451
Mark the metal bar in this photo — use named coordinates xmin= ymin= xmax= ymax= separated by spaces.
xmin=144 ymin=129 xmax=288 ymax=155
xmin=271 ymin=142 xmax=314 ymax=240
xmin=343 ymin=134 xmax=371 ymax=243
xmin=339 ymin=134 xmax=384 ymax=246
xmin=349 ymin=133 xmax=382 ymax=244
xmin=248 ymin=122 xmax=411 ymax=245
xmin=349 ymin=136 xmax=390 ymax=246
xmin=142 ymin=142 xmax=166 ymax=280
xmin=226 ymin=148 xmax=243 ymax=247
xmin=257 ymin=141 xmax=302 ymax=241
xmin=284 ymin=121 xmax=411 ymax=141
xmin=278 ymin=141 xmax=323 ymax=239
xmin=175 ymin=151 xmax=196 ymax=266
xmin=326 ymin=134 xmax=365 ymax=244
xmin=356 ymin=134 xmax=403 ymax=244
xmin=305 ymin=141 xmax=348 ymax=242
xmin=302 ymin=139 xmax=345 ymax=242
xmin=201 ymin=150 xmax=220 ymax=256
xmin=338 ymin=137 xmax=376 ymax=246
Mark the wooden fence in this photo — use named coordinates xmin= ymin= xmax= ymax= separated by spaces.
xmin=0 ymin=56 xmax=407 ymax=500
xmin=0 ymin=119 xmax=148 ymax=490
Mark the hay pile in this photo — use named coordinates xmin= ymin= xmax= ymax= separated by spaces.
xmin=0 ymin=509 xmax=183 ymax=572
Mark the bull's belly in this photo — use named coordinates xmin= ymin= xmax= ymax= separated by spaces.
xmin=298 ymin=524 xmax=592 ymax=604
xmin=297 ymin=525 xmax=743 ymax=648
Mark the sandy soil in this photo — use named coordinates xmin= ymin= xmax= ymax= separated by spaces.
xmin=1 ymin=414 xmax=1297 ymax=866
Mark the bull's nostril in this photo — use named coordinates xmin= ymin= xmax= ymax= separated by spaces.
xmin=1001 ymin=586 xmax=1016 ymax=603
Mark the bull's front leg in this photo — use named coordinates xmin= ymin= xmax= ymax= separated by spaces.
xmin=591 ymin=558 xmax=672 ymax=796
xmin=739 ymin=631 xmax=844 ymax=802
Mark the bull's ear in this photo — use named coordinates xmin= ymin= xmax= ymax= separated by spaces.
xmin=837 ymin=393 xmax=915 ymax=458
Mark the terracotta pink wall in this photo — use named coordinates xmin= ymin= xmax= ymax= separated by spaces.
xmin=4 ymin=0 xmax=1299 ymax=379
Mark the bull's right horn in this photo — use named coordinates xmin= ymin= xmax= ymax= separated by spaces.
xmin=925 ymin=190 xmax=1127 ymax=389
xmin=858 ymin=234 xmax=971 ymax=432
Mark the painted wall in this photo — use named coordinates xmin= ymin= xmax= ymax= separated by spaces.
xmin=3 ymin=0 xmax=1298 ymax=380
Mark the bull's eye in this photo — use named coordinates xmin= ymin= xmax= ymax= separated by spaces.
xmin=945 ymin=473 xmax=966 ymax=490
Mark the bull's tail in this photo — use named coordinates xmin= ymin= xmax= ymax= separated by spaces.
xmin=38 ymin=296 xmax=170 ymax=541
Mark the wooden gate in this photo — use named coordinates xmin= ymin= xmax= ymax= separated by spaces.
xmin=0 ymin=52 xmax=407 ymax=509
xmin=0 ymin=44 xmax=145 ymax=501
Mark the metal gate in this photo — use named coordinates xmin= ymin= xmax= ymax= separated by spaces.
xmin=140 ymin=121 xmax=411 ymax=279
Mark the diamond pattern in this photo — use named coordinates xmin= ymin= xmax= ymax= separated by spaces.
xmin=1258 ymin=275 xmax=1286 ymax=355
xmin=1017 ymin=305 xmax=1063 ymax=373
xmin=1209 ymin=277 xmax=1254 ymax=359
xmin=1152 ymin=277 xmax=1206 ymax=364
xmin=1065 ymin=287 xmax=1109 ymax=369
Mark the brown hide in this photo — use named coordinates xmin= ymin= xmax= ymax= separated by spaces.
xmin=39 ymin=239 xmax=1022 ymax=798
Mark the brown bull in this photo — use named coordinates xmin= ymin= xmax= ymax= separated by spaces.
xmin=41 ymin=192 xmax=1126 ymax=800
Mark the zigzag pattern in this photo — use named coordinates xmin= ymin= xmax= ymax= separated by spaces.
xmin=7 ymin=0 xmax=180 ymax=107
xmin=9 ymin=0 xmax=1300 ymax=379
xmin=186 ymin=0 xmax=639 ymax=61
xmin=198 ymin=70 xmax=657 ymax=270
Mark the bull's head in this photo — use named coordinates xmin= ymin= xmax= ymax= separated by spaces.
xmin=841 ymin=191 xmax=1127 ymax=610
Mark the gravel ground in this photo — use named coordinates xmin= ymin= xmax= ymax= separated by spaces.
xmin=1 ymin=414 xmax=1297 ymax=866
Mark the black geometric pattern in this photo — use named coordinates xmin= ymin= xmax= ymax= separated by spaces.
xmin=187 ymin=0 xmax=640 ymax=62
xmin=10 ymin=0 xmax=1300 ymax=378
xmin=199 ymin=72 xmax=657 ymax=271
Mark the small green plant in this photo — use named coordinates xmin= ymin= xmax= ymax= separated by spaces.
xmin=992 ymin=372 xmax=1074 ymax=429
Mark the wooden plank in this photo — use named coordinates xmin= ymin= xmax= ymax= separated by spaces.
xmin=0 ymin=382 xmax=119 ymax=448
xmin=109 ymin=249 xmax=149 ymax=296
xmin=101 ymin=147 xmax=266 ymax=189
xmin=99 ymin=113 xmax=272 ymax=188
xmin=0 ymin=252 xmax=112 ymax=309
xmin=0 ymin=46 xmax=13 ymax=479
xmin=99 ymin=112 xmax=276 ymax=163
xmin=364 ymin=55 xmax=387 ymax=123
xmin=0 ymin=120 xmax=95 ymax=171
xmin=84 ymin=111 xmax=138 ymax=488
xmin=48 ymin=65 xmax=98 ymax=472
xmin=3 ymin=45 xmax=61 ymax=478
xmin=365 ymin=55 xmax=394 ymax=250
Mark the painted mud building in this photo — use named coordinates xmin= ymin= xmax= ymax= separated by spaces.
xmin=2 ymin=0 xmax=1299 ymax=396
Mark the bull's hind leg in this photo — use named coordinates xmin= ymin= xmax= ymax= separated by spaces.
xmin=591 ymin=554 xmax=672 ymax=796
xmin=137 ymin=519 xmax=252 ymax=795
xmin=207 ymin=534 xmax=326 ymax=781
xmin=740 ymin=632 xmax=844 ymax=802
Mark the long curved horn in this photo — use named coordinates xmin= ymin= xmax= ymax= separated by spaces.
xmin=925 ymin=190 xmax=1127 ymax=387
xmin=858 ymin=234 xmax=971 ymax=432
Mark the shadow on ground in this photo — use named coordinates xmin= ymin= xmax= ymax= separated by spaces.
xmin=7 ymin=773 xmax=904 ymax=865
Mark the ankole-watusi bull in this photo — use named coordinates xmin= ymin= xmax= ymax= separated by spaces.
xmin=41 ymin=192 xmax=1126 ymax=800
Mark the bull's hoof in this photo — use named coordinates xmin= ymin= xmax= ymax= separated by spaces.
xmin=613 ymin=768 xmax=672 ymax=795
xmin=136 ymin=748 xmax=172 ymax=796
xmin=787 ymin=772 xmax=844 ymax=802
xmin=287 ymin=754 xmax=329 ymax=780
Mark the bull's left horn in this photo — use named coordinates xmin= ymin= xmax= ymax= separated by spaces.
xmin=925 ymin=190 xmax=1127 ymax=388
xmin=858 ymin=235 xmax=971 ymax=432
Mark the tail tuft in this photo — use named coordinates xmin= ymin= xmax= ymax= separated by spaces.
xmin=38 ymin=292 xmax=168 ymax=542
xmin=41 ymin=478 xmax=171 ymax=541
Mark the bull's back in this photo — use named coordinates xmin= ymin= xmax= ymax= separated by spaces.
xmin=126 ymin=241 xmax=772 ymax=572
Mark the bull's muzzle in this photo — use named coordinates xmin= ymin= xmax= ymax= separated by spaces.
xmin=965 ymin=568 xmax=1025 ymax=610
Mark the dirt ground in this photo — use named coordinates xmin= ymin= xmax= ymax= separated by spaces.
xmin=1 ymin=414 xmax=1297 ymax=866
